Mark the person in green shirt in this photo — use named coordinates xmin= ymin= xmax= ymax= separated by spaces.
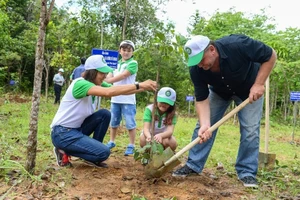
xmin=140 ymin=87 xmax=178 ymax=151
xmin=51 ymin=55 xmax=157 ymax=167
xmin=105 ymin=40 xmax=139 ymax=156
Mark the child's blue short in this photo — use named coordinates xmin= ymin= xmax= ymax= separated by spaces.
xmin=110 ymin=103 xmax=136 ymax=130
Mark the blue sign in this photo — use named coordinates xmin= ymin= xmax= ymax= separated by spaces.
xmin=91 ymin=48 xmax=119 ymax=69
xmin=186 ymin=95 xmax=194 ymax=102
xmin=290 ymin=91 xmax=300 ymax=101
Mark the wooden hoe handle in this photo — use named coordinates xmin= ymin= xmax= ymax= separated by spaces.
xmin=164 ymin=98 xmax=250 ymax=166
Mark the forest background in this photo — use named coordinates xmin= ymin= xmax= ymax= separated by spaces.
xmin=1 ymin=0 xmax=299 ymax=122
xmin=0 ymin=0 xmax=300 ymax=199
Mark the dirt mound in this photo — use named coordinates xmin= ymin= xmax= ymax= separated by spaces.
xmin=58 ymin=154 xmax=252 ymax=199
xmin=1 ymin=150 xmax=254 ymax=199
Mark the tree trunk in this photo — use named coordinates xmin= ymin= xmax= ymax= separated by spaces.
xmin=25 ymin=0 xmax=55 ymax=174
xmin=44 ymin=50 xmax=51 ymax=100
xmin=122 ymin=0 xmax=129 ymax=40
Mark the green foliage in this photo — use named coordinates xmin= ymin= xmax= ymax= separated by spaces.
xmin=133 ymin=141 xmax=164 ymax=162
xmin=192 ymin=8 xmax=276 ymax=39
xmin=0 ymin=0 xmax=299 ymax=120
xmin=2 ymin=1 xmax=300 ymax=198
xmin=0 ymin=160 xmax=40 ymax=181
xmin=50 ymin=50 xmax=77 ymax=74
xmin=0 ymin=10 xmax=10 ymax=46
xmin=258 ymin=160 xmax=300 ymax=197
xmin=134 ymin=30 xmax=191 ymax=108
xmin=0 ymin=97 xmax=299 ymax=198
xmin=132 ymin=195 xmax=148 ymax=200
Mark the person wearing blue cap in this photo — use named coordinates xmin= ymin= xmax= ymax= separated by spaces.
xmin=172 ymin=34 xmax=277 ymax=188
xmin=140 ymin=87 xmax=178 ymax=151
xmin=50 ymin=55 xmax=157 ymax=168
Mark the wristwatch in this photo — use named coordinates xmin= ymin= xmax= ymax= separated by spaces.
xmin=134 ymin=82 xmax=139 ymax=90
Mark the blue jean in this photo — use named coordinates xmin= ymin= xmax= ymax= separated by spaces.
xmin=186 ymin=91 xmax=263 ymax=179
xmin=51 ymin=109 xmax=111 ymax=163
xmin=54 ymin=84 xmax=62 ymax=104
xmin=110 ymin=103 xmax=136 ymax=130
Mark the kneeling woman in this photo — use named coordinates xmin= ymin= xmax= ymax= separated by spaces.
xmin=51 ymin=55 xmax=157 ymax=167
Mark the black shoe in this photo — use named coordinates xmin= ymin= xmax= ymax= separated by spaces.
xmin=240 ymin=176 xmax=258 ymax=188
xmin=84 ymin=160 xmax=108 ymax=168
xmin=172 ymin=165 xmax=198 ymax=177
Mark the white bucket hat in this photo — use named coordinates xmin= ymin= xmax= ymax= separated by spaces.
xmin=58 ymin=68 xmax=64 ymax=72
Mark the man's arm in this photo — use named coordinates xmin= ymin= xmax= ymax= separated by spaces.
xmin=250 ymin=49 xmax=277 ymax=103
xmin=195 ymin=98 xmax=212 ymax=143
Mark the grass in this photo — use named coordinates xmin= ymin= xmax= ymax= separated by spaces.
xmin=0 ymin=94 xmax=300 ymax=199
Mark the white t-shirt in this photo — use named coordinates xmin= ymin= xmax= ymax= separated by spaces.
xmin=111 ymin=58 xmax=138 ymax=104
xmin=50 ymin=78 xmax=96 ymax=128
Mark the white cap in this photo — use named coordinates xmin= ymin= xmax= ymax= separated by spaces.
xmin=120 ymin=40 xmax=135 ymax=50
xmin=184 ymin=35 xmax=210 ymax=67
xmin=84 ymin=55 xmax=113 ymax=73
xmin=58 ymin=68 xmax=64 ymax=72
xmin=157 ymin=87 xmax=176 ymax=106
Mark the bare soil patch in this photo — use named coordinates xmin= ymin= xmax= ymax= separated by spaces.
xmin=2 ymin=151 xmax=256 ymax=200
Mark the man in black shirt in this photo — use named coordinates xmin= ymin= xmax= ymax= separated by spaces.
xmin=172 ymin=34 xmax=277 ymax=188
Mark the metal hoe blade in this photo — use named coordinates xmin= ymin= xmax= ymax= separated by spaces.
xmin=144 ymin=147 xmax=180 ymax=178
